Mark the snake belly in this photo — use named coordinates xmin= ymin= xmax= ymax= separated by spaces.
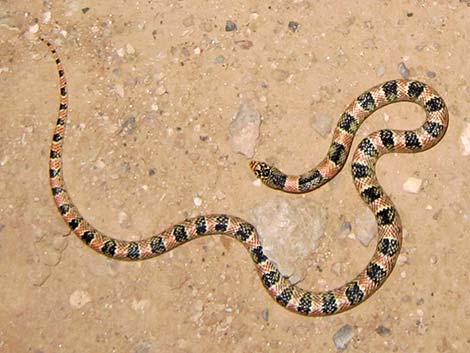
xmin=43 ymin=38 xmax=448 ymax=316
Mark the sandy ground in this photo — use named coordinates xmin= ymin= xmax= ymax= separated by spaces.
xmin=1 ymin=0 xmax=470 ymax=352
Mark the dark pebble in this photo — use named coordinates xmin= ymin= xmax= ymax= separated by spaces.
xmin=148 ymin=168 xmax=156 ymax=176
xmin=121 ymin=117 xmax=137 ymax=132
xmin=288 ymin=21 xmax=299 ymax=32
xmin=82 ymin=7 xmax=90 ymax=14
xmin=225 ymin=20 xmax=237 ymax=32
xmin=376 ymin=325 xmax=392 ymax=337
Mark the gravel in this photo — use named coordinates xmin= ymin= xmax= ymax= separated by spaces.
xmin=225 ymin=20 xmax=237 ymax=32
xmin=333 ymin=324 xmax=354 ymax=351
xmin=397 ymin=61 xmax=410 ymax=79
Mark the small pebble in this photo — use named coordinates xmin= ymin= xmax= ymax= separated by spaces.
xmin=116 ymin=47 xmax=125 ymax=57
xmin=403 ymin=177 xmax=422 ymax=193
xmin=118 ymin=211 xmax=130 ymax=228
xmin=193 ymin=197 xmax=202 ymax=207
xmin=337 ymin=219 xmax=352 ymax=238
xmin=288 ymin=21 xmax=299 ymax=32
xmin=355 ymin=210 xmax=376 ymax=247
xmin=376 ymin=65 xmax=386 ymax=77
xmin=333 ymin=324 xmax=354 ymax=351
xmin=29 ymin=23 xmax=39 ymax=33
xmin=426 ymin=70 xmax=436 ymax=78
xmin=311 ymin=113 xmax=333 ymax=138
xmin=261 ymin=309 xmax=269 ymax=321
xmin=235 ymin=40 xmax=253 ymax=50
xmin=214 ymin=55 xmax=225 ymax=64
xmin=429 ymin=255 xmax=438 ymax=264
xmin=126 ymin=43 xmax=135 ymax=55
xmin=225 ymin=20 xmax=237 ymax=32
xmin=229 ymin=103 xmax=261 ymax=158
xmin=69 ymin=290 xmax=91 ymax=308
xmin=214 ymin=190 xmax=226 ymax=200
xmin=42 ymin=11 xmax=51 ymax=24
xmin=376 ymin=325 xmax=392 ymax=336
xmin=397 ymin=62 xmax=410 ymax=79
xmin=81 ymin=7 xmax=90 ymax=14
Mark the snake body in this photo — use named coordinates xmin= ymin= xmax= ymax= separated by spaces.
xmin=43 ymin=39 xmax=448 ymax=316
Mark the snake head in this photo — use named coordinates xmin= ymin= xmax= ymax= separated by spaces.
xmin=250 ymin=161 xmax=272 ymax=180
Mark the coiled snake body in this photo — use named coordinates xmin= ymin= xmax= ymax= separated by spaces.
xmin=43 ymin=39 xmax=448 ymax=316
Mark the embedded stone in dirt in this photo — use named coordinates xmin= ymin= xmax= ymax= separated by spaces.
xmin=229 ymin=103 xmax=261 ymax=158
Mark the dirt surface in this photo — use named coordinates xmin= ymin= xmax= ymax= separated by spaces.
xmin=1 ymin=1 xmax=469 ymax=352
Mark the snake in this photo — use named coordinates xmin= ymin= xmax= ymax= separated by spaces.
xmin=42 ymin=38 xmax=448 ymax=316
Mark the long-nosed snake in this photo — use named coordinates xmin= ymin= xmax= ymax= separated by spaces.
xmin=42 ymin=38 xmax=448 ymax=316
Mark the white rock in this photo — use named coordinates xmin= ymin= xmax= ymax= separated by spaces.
xmin=252 ymin=197 xmax=327 ymax=283
xmin=116 ymin=47 xmax=125 ymax=57
xmin=42 ymin=12 xmax=51 ymax=24
xmin=29 ymin=23 xmax=39 ymax=33
xmin=403 ymin=177 xmax=422 ymax=193
xmin=69 ymin=290 xmax=91 ymax=308
xmin=312 ymin=113 xmax=333 ymax=137
xmin=118 ymin=211 xmax=130 ymax=228
xmin=193 ymin=196 xmax=202 ymax=207
xmin=460 ymin=123 xmax=470 ymax=156
xmin=229 ymin=103 xmax=261 ymax=158
xmin=126 ymin=43 xmax=135 ymax=55
xmin=355 ymin=210 xmax=376 ymax=247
